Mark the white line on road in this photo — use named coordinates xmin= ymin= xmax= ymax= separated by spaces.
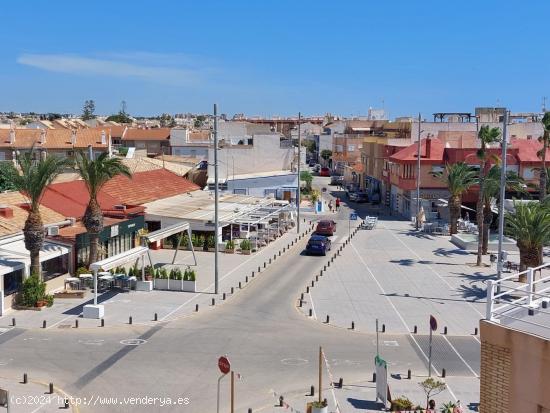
xmin=442 ymin=335 xmax=479 ymax=378
xmin=309 ymin=292 xmax=318 ymax=320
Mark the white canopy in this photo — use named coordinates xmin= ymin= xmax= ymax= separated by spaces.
xmin=90 ymin=246 xmax=149 ymax=272
xmin=0 ymin=239 xmax=70 ymax=276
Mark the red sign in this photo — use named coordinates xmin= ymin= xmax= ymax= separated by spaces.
xmin=218 ymin=356 xmax=231 ymax=374
xmin=429 ymin=315 xmax=438 ymax=332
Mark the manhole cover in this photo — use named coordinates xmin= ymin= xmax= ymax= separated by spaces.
xmin=120 ymin=338 xmax=147 ymax=346
xmin=281 ymin=358 xmax=308 ymax=366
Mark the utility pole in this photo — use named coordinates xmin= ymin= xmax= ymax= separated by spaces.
xmin=496 ymin=110 xmax=509 ymax=289
xmin=297 ymin=112 xmax=301 ymax=233
xmin=230 ymin=370 xmax=235 ymax=413
xmin=214 ymin=104 xmax=219 ymax=295
xmin=415 ymin=113 xmax=422 ymax=230
xmin=318 ymin=346 xmax=323 ymax=404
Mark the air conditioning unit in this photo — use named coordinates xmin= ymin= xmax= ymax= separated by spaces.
xmin=47 ymin=226 xmax=59 ymax=236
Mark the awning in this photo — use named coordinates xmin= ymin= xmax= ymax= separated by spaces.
xmin=90 ymin=246 xmax=149 ymax=272
xmin=435 ymin=199 xmax=476 ymax=212
xmin=0 ymin=239 xmax=70 ymax=276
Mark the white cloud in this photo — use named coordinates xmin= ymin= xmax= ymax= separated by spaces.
xmin=17 ymin=53 xmax=206 ymax=86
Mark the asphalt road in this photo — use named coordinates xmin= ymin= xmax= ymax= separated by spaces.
xmin=0 ymin=176 xmax=481 ymax=412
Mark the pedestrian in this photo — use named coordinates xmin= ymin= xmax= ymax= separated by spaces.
xmin=335 ymin=197 xmax=340 ymax=211
xmin=328 ymin=201 xmax=333 ymax=213
xmin=453 ymin=400 xmax=464 ymax=413
xmin=427 ymin=399 xmax=436 ymax=412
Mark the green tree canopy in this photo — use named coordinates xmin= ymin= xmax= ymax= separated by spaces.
xmin=81 ymin=99 xmax=96 ymax=121
xmin=0 ymin=162 xmax=19 ymax=191
xmin=320 ymin=149 xmax=332 ymax=160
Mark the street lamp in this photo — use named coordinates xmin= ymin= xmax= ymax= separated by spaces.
xmin=496 ymin=110 xmax=509 ymax=288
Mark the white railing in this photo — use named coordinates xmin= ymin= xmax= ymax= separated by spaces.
xmin=486 ymin=262 xmax=550 ymax=331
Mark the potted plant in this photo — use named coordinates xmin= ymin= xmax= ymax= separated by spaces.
xmin=240 ymin=239 xmax=251 ymax=255
xmin=311 ymin=400 xmax=328 ymax=413
xmin=18 ymin=274 xmax=48 ymax=309
xmin=390 ymin=396 xmax=414 ymax=411
xmin=143 ymin=265 xmax=154 ymax=281
xmin=182 ymin=267 xmax=196 ymax=292
xmin=207 ymin=235 xmax=216 ymax=252
xmin=154 ymin=267 xmax=170 ymax=290
xmin=225 ymin=240 xmax=235 ymax=254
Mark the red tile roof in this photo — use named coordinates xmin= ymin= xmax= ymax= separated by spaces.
xmin=122 ymin=128 xmax=170 ymax=141
xmin=390 ymin=138 xmax=445 ymax=163
xmin=511 ymin=138 xmax=550 ymax=163
xmin=102 ymin=169 xmax=200 ymax=205
xmin=0 ymin=128 xmax=111 ymax=149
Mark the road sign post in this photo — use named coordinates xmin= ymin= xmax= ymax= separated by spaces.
xmin=429 ymin=315 xmax=437 ymax=377
xmin=216 ymin=356 xmax=230 ymax=413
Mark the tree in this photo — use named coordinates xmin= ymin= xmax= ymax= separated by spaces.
xmin=481 ymin=166 xmax=526 ymax=254
xmin=475 ymin=125 xmax=501 ymax=266
xmin=81 ymin=100 xmax=96 ymax=121
xmin=300 ymin=171 xmax=313 ymax=192
xmin=159 ymin=113 xmax=176 ymax=127
xmin=538 ymin=112 xmax=550 ymax=201
xmin=12 ymin=149 xmax=70 ymax=278
xmin=0 ymin=162 xmax=20 ymax=191
xmin=194 ymin=115 xmax=206 ymax=128
xmin=302 ymin=140 xmax=316 ymax=154
xmin=505 ymin=201 xmax=550 ymax=275
xmin=105 ymin=112 xmax=132 ymax=124
xmin=419 ymin=378 xmax=446 ymax=410
xmin=74 ymin=151 xmax=132 ymax=266
xmin=434 ymin=162 xmax=478 ymax=234
xmin=320 ymin=149 xmax=332 ymax=166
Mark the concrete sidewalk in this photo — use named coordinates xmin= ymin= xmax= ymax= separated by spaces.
xmin=0 ymin=221 xmax=316 ymax=330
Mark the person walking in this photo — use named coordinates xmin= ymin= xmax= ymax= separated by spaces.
xmin=335 ymin=197 xmax=341 ymax=211
xmin=328 ymin=200 xmax=333 ymax=213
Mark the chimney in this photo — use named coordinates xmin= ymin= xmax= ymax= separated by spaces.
xmin=101 ymin=130 xmax=106 ymax=145
xmin=0 ymin=205 xmax=14 ymax=219
xmin=9 ymin=129 xmax=15 ymax=144
xmin=107 ymin=131 xmax=112 ymax=158
xmin=425 ymin=137 xmax=431 ymax=158
xmin=71 ymin=129 xmax=77 ymax=146
xmin=40 ymin=129 xmax=46 ymax=144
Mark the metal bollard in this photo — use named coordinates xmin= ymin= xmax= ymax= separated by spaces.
xmin=299 ymin=299 xmax=302 ymax=307
xmin=306 ymin=286 xmax=309 ymax=293
xmin=245 ymin=276 xmax=249 ymax=283
xmin=231 ymin=287 xmax=234 ymax=294
xmin=474 ymin=327 xmax=478 ymax=335
xmin=252 ymin=271 xmax=255 ymax=277
xmin=320 ymin=270 xmax=323 ymax=276
xmin=311 ymin=280 xmax=314 ymax=287
xmin=154 ymin=313 xmax=158 ymax=321
xmin=195 ymin=304 xmax=199 ymax=312
xmin=264 ymin=262 xmax=266 ymax=268
xmin=49 ymin=383 xmax=54 ymax=394
xmin=328 ymin=261 xmax=330 ymax=267
xmin=129 ymin=316 xmax=132 ymax=325
xmin=413 ymin=325 xmax=417 ymax=334
xmin=543 ymin=301 xmax=548 ymax=309
xmin=309 ymin=309 xmax=312 ymax=317
xmin=269 ymin=258 xmax=271 ymax=264
xmin=258 ymin=266 xmax=261 ymax=272
xmin=310 ymin=385 xmax=315 ymax=396
xmin=528 ymin=308 xmax=535 ymax=316
xmin=316 ymin=275 xmax=319 ymax=281
xmin=211 ymin=298 xmax=215 ymax=306
xmin=338 ymin=377 xmax=343 ymax=388
xmin=279 ymin=251 xmax=281 ymax=256
xmin=223 ymin=293 xmax=226 ymax=300
xmin=11 ymin=318 xmax=15 ymax=327
xmin=324 ymin=265 xmax=327 ymax=271
xmin=300 ymin=293 xmax=304 ymax=300
xmin=326 ymin=315 xmax=330 ymax=323
xmin=351 ymin=321 xmax=355 ymax=330
xmin=239 ymin=281 xmax=242 ymax=289
xmin=443 ymin=326 xmax=448 ymax=335
xmin=75 ymin=319 xmax=79 ymax=328
xmin=274 ymin=254 xmax=276 ymax=260
xmin=23 ymin=373 xmax=28 ymax=384
xmin=381 ymin=324 xmax=386 ymax=333
xmin=248 ymin=409 xmax=252 ymax=413
xmin=372 ymin=372 xmax=376 ymax=382
xmin=101 ymin=318 xmax=105 ymax=327
xmin=407 ymin=369 xmax=411 ymax=379
xmin=42 ymin=320 xmax=46 ymax=329
xmin=441 ymin=368 xmax=446 ymax=378
xmin=64 ymin=398 xmax=70 ymax=409
xmin=279 ymin=396 xmax=284 ymax=407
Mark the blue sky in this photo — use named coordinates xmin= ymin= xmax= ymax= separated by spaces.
xmin=1 ymin=0 xmax=549 ymax=118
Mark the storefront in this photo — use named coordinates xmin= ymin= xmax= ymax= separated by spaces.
xmin=74 ymin=216 xmax=145 ymax=268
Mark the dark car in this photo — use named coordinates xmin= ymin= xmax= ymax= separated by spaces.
xmin=308 ymin=160 xmax=316 ymax=167
xmin=330 ymin=175 xmax=344 ymax=185
xmin=354 ymin=192 xmax=368 ymax=203
xmin=305 ymin=235 xmax=332 ymax=256
xmin=319 ymin=167 xmax=331 ymax=177
xmin=315 ymin=219 xmax=336 ymax=236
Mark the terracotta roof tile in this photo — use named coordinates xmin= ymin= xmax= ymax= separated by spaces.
xmin=390 ymin=138 xmax=445 ymax=163
xmin=511 ymin=138 xmax=550 ymax=163
xmin=122 ymin=128 xmax=171 ymax=141
xmin=102 ymin=169 xmax=200 ymax=205
xmin=0 ymin=129 xmax=109 ymax=149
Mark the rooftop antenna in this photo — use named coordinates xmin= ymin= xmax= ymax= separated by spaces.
xmin=543 ymin=97 xmax=547 ymax=113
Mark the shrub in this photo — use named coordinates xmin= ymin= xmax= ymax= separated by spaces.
xmin=45 ymin=294 xmax=54 ymax=307
xmin=207 ymin=235 xmax=216 ymax=248
xmin=225 ymin=240 xmax=235 ymax=249
xmin=391 ymin=396 xmax=414 ymax=411
xmin=18 ymin=274 xmax=47 ymax=307
xmin=158 ymin=268 xmax=169 ymax=279
xmin=76 ymin=267 xmax=89 ymax=276
xmin=184 ymin=267 xmax=196 ymax=281
xmin=240 ymin=239 xmax=251 ymax=251
xmin=311 ymin=400 xmax=327 ymax=408
xmin=170 ymin=268 xmax=182 ymax=280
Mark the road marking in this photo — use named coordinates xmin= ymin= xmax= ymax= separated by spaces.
xmin=309 ymin=292 xmax=318 ymax=320
xmin=349 ymin=242 xmax=458 ymax=402
xmin=384 ymin=224 xmax=484 ymax=318
xmin=0 ymin=327 xmax=10 ymax=335
xmin=120 ymin=338 xmax=147 ymax=346
xmin=78 ymin=339 xmax=105 ymax=346
xmin=442 ymin=335 xmax=479 ymax=378
xmin=383 ymin=340 xmax=399 ymax=347
xmin=280 ymin=358 xmax=309 ymax=366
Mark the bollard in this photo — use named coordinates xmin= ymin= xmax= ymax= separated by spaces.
xmin=310 ymin=385 xmax=315 ymax=396
xmin=299 ymin=299 xmax=302 ymax=307
xmin=320 ymin=270 xmax=323 ymax=276
xmin=223 ymin=293 xmax=226 ymax=300
xmin=328 ymin=261 xmax=330 ymax=267
xmin=306 ymin=286 xmax=310 ymax=293
xmin=43 ymin=320 xmax=47 ymax=329
xmin=231 ymin=287 xmax=234 ymax=294
xmin=239 ymin=281 xmax=242 ymax=289
xmin=300 ymin=293 xmax=304 ymax=300
xmin=258 ymin=266 xmax=261 ymax=272
xmin=381 ymin=324 xmax=386 ymax=333
xmin=129 ymin=316 xmax=132 ymax=325
xmin=64 ymin=398 xmax=70 ymax=409
xmin=245 ymin=276 xmax=249 ymax=283
xmin=351 ymin=321 xmax=355 ymax=330
xmin=49 ymin=383 xmax=54 ymax=394
xmin=413 ymin=325 xmax=418 ymax=334
xmin=211 ymin=298 xmax=215 ymax=306
xmin=264 ymin=262 xmax=266 ymax=268
xmin=11 ymin=318 xmax=15 ymax=327
xmin=309 ymin=309 xmax=312 ymax=317
xmin=23 ymin=373 xmax=28 ymax=384
xmin=316 ymin=275 xmax=319 ymax=281
xmin=154 ymin=313 xmax=158 ymax=321
xmin=279 ymin=396 xmax=284 ymax=407
xmin=101 ymin=318 xmax=105 ymax=327
xmin=195 ymin=304 xmax=199 ymax=312
xmin=274 ymin=254 xmax=276 ymax=260
xmin=311 ymin=280 xmax=314 ymax=287
xmin=326 ymin=315 xmax=330 ymax=323
xmin=528 ymin=308 xmax=535 ymax=316
xmin=441 ymin=368 xmax=446 ymax=378
xmin=252 ymin=271 xmax=255 ymax=277
xmin=248 ymin=409 xmax=252 ymax=413
xmin=372 ymin=372 xmax=376 ymax=382
xmin=324 ymin=265 xmax=327 ymax=271
xmin=543 ymin=301 xmax=548 ymax=309
xmin=269 ymin=258 xmax=271 ymax=264
xmin=407 ymin=369 xmax=411 ymax=379
xmin=474 ymin=327 xmax=478 ymax=335
xmin=279 ymin=251 xmax=281 ymax=256
xmin=338 ymin=377 xmax=343 ymax=388
xmin=443 ymin=326 xmax=448 ymax=335
xmin=75 ymin=319 xmax=79 ymax=328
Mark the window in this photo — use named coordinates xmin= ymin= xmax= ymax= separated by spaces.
xmin=234 ymin=188 xmax=247 ymax=195
xmin=42 ymin=255 xmax=68 ymax=282
xmin=348 ymin=145 xmax=355 ymax=152
xmin=3 ymin=269 xmax=23 ymax=296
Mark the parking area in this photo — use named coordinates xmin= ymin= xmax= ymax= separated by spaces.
xmin=0 ymin=223 xmax=314 ymax=330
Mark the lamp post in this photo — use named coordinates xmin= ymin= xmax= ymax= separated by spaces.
xmin=496 ymin=110 xmax=509 ymax=288
xmin=415 ymin=113 xmax=422 ymax=230
xmin=213 ymin=104 xmax=219 ymax=295
xmin=297 ymin=112 xmax=301 ymax=233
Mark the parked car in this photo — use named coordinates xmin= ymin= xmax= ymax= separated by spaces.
xmin=348 ymin=191 xmax=359 ymax=201
xmin=319 ymin=167 xmax=331 ymax=177
xmin=355 ymin=192 xmax=368 ymax=203
xmin=315 ymin=219 xmax=336 ymax=236
xmin=313 ymin=164 xmax=321 ymax=172
xmin=330 ymin=175 xmax=344 ymax=185
xmin=305 ymin=235 xmax=332 ymax=256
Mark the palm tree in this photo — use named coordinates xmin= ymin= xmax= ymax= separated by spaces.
xmin=13 ymin=149 xmax=70 ymax=279
xmin=434 ymin=162 xmax=478 ymax=235
xmin=475 ymin=126 xmax=501 ymax=265
xmin=538 ymin=112 xmax=550 ymax=201
xmin=505 ymin=202 xmax=550 ymax=276
xmin=481 ymin=166 xmax=526 ymax=254
xmin=74 ymin=152 xmax=131 ymax=266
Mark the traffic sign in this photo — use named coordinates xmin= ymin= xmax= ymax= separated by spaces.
xmin=218 ymin=356 xmax=231 ymax=374
xmin=349 ymin=213 xmax=358 ymax=221
xmin=429 ymin=315 xmax=438 ymax=331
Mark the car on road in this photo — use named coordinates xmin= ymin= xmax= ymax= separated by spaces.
xmin=305 ymin=235 xmax=332 ymax=256
xmin=330 ymin=175 xmax=344 ymax=185
xmin=319 ymin=167 xmax=331 ymax=177
xmin=350 ymin=191 xmax=368 ymax=203
xmin=315 ymin=219 xmax=336 ymax=236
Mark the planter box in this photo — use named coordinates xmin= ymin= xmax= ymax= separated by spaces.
xmin=136 ymin=281 xmax=153 ymax=292
xmin=241 ymin=250 xmax=251 ymax=255
xmin=154 ymin=278 xmax=170 ymax=290
xmin=54 ymin=290 xmax=85 ymax=299
xmin=225 ymin=249 xmax=235 ymax=254
xmin=312 ymin=407 xmax=328 ymax=413
xmin=208 ymin=248 xmax=216 ymax=252
xmin=154 ymin=279 xmax=196 ymax=292
xmin=13 ymin=305 xmax=44 ymax=311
